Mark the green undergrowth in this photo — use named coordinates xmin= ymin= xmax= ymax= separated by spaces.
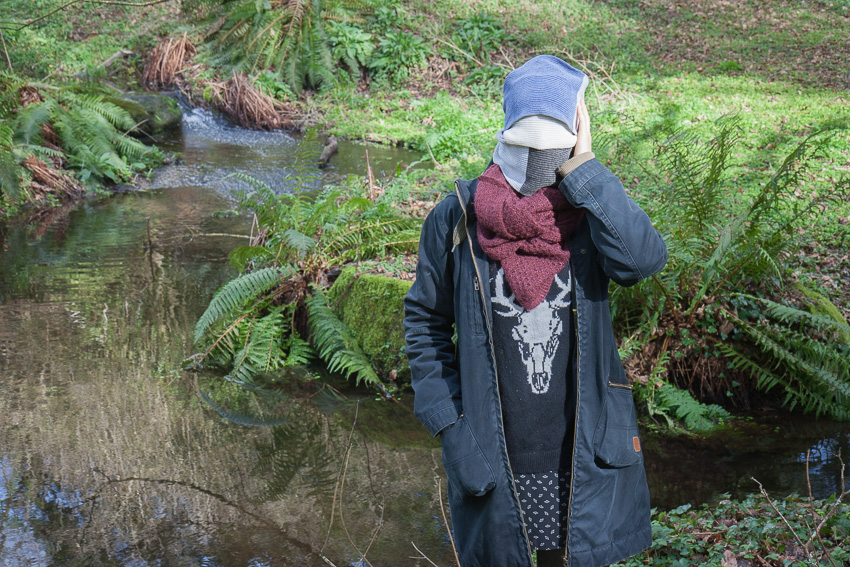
xmin=613 ymin=494 xmax=850 ymax=567
xmin=0 ymin=0 xmax=178 ymax=80
xmin=0 ymin=0 xmax=177 ymax=216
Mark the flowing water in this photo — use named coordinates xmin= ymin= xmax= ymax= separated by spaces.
xmin=0 ymin=109 xmax=848 ymax=566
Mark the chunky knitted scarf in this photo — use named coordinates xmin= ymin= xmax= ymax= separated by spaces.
xmin=476 ymin=163 xmax=585 ymax=310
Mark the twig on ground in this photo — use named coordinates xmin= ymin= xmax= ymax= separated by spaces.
xmin=424 ymin=140 xmax=441 ymax=169
xmin=0 ymin=29 xmax=12 ymax=71
xmin=102 ymin=49 xmax=135 ymax=69
xmin=752 ymin=476 xmax=809 ymax=556
xmin=432 ymin=37 xmax=485 ymax=69
xmin=806 ymin=449 xmax=848 ymax=567
xmin=753 ymin=447 xmax=848 ymax=566
xmin=498 ymin=45 xmax=516 ymax=70
xmin=410 ymin=542 xmax=441 ymax=567
xmin=437 ymin=477 xmax=461 ymax=567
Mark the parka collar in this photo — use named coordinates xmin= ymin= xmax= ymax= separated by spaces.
xmin=455 ymin=177 xmax=479 ymax=220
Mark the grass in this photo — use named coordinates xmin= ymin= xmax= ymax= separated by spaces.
xmin=0 ymin=0 xmax=180 ymax=80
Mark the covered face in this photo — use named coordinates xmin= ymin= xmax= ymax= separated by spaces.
xmin=494 ymin=55 xmax=589 ymax=196
xmin=502 ymin=54 xmax=588 ymax=134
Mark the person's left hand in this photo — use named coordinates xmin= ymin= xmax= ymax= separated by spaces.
xmin=574 ymin=98 xmax=591 ymax=156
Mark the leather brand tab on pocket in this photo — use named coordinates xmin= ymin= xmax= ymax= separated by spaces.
xmin=593 ymin=384 xmax=643 ymax=468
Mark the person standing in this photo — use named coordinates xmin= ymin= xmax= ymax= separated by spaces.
xmin=404 ymin=55 xmax=667 ymax=567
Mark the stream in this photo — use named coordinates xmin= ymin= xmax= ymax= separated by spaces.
xmin=0 ymin=108 xmax=848 ymax=566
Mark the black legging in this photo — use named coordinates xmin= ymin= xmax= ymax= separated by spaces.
xmin=536 ymin=548 xmax=565 ymax=567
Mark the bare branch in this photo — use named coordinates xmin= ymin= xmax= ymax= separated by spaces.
xmin=410 ymin=542 xmax=440 ymax=567
xmin=437 ymin=477 xmax=461 ymax=567
xmin=751 ymin=476 xmax=810 ymax=558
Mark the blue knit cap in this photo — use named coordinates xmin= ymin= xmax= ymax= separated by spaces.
xmin=502 ymin=55 xmax=588 ymax=134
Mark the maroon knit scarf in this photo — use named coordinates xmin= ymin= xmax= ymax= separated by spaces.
xmin=476 ymin=163 xmax=585 ymax=311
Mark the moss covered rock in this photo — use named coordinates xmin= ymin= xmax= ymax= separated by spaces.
xmin=328 ymin=267 xmax=412 ymax=382
xmin=108 ymin=93 xmax=182 ymax=138
xmin=793 ymin=282 xmax=850 ymax=345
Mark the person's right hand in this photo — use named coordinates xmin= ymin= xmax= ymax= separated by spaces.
xmin=574 ymin=98 xmax=591 ymax=155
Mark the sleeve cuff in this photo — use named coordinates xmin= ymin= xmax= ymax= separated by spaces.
xmin=421 ymin=403 xmax=462 ymax=437
xmin=557 ymin=152 xmax=595 ymax=179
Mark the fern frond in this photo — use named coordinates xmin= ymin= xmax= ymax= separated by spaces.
xmin=746 ymin=294 xmax=850 ymax=337
xmin=230 ymin=170 xmax=274 ymax=193
xmin=230 ymin=308 xmax=287 ymax=381
xmin=70 ymin=93 xmax=135 ymax=131
xmin=721 ymin=309 xmax=850 ymax=419
xmin=194 ymin=266 xmax=290 ymax=343
xmin=285 ymin=334 xmax=315 ymax=366
xmin=305 ymin=286 xmax=383 ymax=389
xmin=229 ymin=245 xmax=276 ymax=271
xmin=0 ymin=121 xmax=21 ymax=198
xmin=16 ymin=101 xmax=52 ymax=145
xmin=654 ymin=383 xmax=730 ymax=432
xmin=283 ymin=228 xmax=317 ymax=257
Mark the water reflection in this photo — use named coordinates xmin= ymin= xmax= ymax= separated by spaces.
xmin=643 ymin=418 xmax=850 ymax=509
xmin=0 ymin=186 xmax=452 ymax=566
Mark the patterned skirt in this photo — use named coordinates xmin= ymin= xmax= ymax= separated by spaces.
xmin=513 ymin=470 xmax=570 ymax=550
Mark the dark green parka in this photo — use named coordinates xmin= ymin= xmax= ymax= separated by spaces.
xmin=403 ymin=157 xmax=668 ymax=567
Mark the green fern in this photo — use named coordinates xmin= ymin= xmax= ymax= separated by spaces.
xmin=228 ymin=245 xmax=276 ymax=271
xmin=0 ymin=123 xmax=19 ymax=204
xmin=194 ymin=265 xmax=290 ymax=343
xmin=305 ymin=286 xmax=382 ymax=388
xmin=719 ymin=296 xmax=850 ymax=420
xmin=285 ymin=334 xmax=314 ymax=366
xmin=654 ymin=382 xmax=731 ymax=432
xmin=7 ymin=84 xmax=163 ymax=188
xmin=608 ymin=115 xmax=850 ymax=426
xmin=194 ymin=0 xmax=345 ymax=91
xmin=197 ymin=150 xmax=419 ymax=393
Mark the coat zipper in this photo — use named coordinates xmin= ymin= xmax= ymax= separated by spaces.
xmin=565 ymin=269 xmax=581 ymax=564
xmin=455 ymin=183 xmax=535 ymax=564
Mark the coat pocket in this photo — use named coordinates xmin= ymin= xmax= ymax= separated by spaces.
xmin=440 ymin=416 xmax=496 ymax=498
xmin=593 ymin=383 xmax=642 ymax=468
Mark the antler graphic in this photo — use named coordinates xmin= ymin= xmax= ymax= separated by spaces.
xmin=491 ymin=269 xmax=523 ymax=318
xmin=550 ymin=275 xmax=572 ymax=309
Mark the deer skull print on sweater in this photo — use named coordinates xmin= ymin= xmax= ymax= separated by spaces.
xmin=491 ymin=268 xmax=572 ymax=395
